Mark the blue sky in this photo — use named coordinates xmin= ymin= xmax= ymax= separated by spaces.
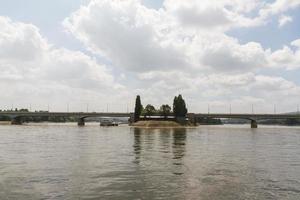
xmin=3 ymin=0 xmax=298 ymax=46
xmin=0 ymin=0 xmax=163 ymax=49
xmin=229 ymin=8 xmax=300 ymax=85
xmin=0 ymin=0 xmax=300 ymax=112
xmin=229 ymin=9 xmax=300 ymax=50
xmin=1 ymin=0 xmax=298 ymax=48
xmin=0 ymin=0 xmax=87 ymax=49
xmin=1 ymin=0 xmax=298 ymax=51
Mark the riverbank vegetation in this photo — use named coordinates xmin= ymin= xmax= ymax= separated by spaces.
xmin=132 ymin=94 xmax=190 ymax=127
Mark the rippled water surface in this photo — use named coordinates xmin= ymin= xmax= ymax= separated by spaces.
xmin=0 ymin=124 xmax=300 ymax=200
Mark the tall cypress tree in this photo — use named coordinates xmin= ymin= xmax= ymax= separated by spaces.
xmin=173 ymin=96 xmax=178 ymax=117
xmin=178 ymin=95 xmax=187 ymax=117
xmin=134 ymin=95 xmax=143 ymax=122
xmin=173 ymin=94 xmax=187 ymax=118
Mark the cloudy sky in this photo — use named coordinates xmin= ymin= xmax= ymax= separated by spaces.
xmin=0 ymin=0 xmax=300 ymax=113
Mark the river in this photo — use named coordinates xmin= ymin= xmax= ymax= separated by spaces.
xmin=0 ymin=124 xmax=300 ymax=199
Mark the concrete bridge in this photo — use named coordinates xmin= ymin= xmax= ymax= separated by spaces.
xmin=0 ymin=112 xmax=132 ymax=126
xmin=189 ymin=113 xmax=300 ymax=128
xmin=0 ymin=111 xmax=299 ymax=128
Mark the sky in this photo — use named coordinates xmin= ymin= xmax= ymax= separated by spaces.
xmin=0 ymin=0 xmax=300 ymax=113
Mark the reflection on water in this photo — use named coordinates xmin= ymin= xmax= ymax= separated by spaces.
xmin=172 ymin=128 xmax=186 ymax=160
xmin=0 ymin=124 xmax=300 ymax=199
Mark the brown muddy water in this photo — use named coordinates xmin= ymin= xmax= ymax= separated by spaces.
xmin=0 ymin=124 xmax=300 ymax=199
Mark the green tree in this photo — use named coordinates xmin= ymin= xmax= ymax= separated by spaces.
xmin=145 ymin=104 xmax=156 ymax=117
xmin=173 ymin=96 xmax=178 ymax=116
xmin=160 ymin=104 xmax=171 ymax=118
xmin=134 ymin=95 xmax=143 ymax=122
xmin=173 ymin=94 xmax=188 ymax=118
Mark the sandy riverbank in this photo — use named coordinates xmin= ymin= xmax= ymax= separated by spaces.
xmin=130 ymin=120 xmax=195 ymax=128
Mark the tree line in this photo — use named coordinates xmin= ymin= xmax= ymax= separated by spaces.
xmin=134 ymin=94 xmax=188 ymax=122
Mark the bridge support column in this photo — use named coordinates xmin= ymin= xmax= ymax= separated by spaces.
xmin=251 ymin=120 xmax=258 ymax=128
xmin=129 ymin=113 xmax=135 ymax=125
xmin=78 ymin=118 xmax=85 ymax=126
xmin=187 ymin=113 xmax=196 ymax=125
xmin=11 ymin=117 xmax=22 ymax=125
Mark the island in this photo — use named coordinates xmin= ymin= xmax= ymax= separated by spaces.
xmin=129 ymin=94 xmax=197 ymax=128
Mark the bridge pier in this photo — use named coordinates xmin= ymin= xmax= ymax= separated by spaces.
xmin=187 ymin=113 xmax=196 ymax=125
xmin=251 ymin=120 xmax=258 ymax=128
xmin=11 ymin=117 xmax=22 ymax=125
xmin=78 ymin=118 xmax=85 ymax=126
xmin=129 ymin=113 xmax=135 ymax=125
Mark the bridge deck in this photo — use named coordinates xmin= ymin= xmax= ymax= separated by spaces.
xmin=194 ymin=113 xmax=300 ymax=120
xmin=0 ymin=112 xmax=299 ymax=119
xmin=0 ymin=112 xmax=131 ymax=118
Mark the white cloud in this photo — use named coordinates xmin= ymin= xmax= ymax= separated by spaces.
xmin=60 ymin=0 xmax=300 ymax=113
xmin=64 ymin=0 xmax=188 ymax=72
xmin=64 ymin=0 xmax=300 ymax=74
xmin=135 ymin=70 xmax=300 ymax=113
xmin=260 ymin=0 xmax=300 ymax=16
xmin=291 ymin=39 xmax=300 ymax=47
xmin=163 ymin=0 xmax=233 ymax=30
xmin=163 ymin=0 xmax=264 ymax=29
xmin=200 ymin=39 xmax=267 ymax=72
xmin=1 ymin=0 xmax=300 ymax=113
xmin=278 ymin=15 xmax=293 ymax=27
xmin=0 ymin=16 xmax=48 ymax=77
xmin=64 ymin=0 xmax=272 ymax=73
xmin=163 ymin=0 xmax=300 ymax=30
xmin=0 ymin=16 xmax=127 ymax=111
xmin=268 ymin=39 xmax=300 ymax=70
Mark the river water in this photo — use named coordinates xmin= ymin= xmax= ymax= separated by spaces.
xmin=0 ymin=124 xmax=300 ymax=200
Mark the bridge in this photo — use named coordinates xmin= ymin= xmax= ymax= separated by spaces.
xmin=0 ymin=111 xmax=299 ymax=128
xmin=189 ymin=113 xmax=300 ymax=128
xmin=0 ymin=112 xmax=131 ymax=126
